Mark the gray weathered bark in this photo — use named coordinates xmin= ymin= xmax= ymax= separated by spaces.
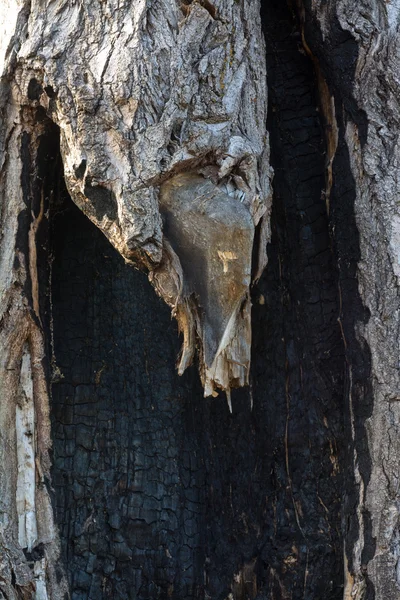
xmin=2 ymin=0 xmax=271 ymax=399
xmin=1 ymin=0 xmax=400 ymax=598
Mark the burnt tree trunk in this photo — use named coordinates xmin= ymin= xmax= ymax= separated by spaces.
xmin=1 ymin=1 xmax=400 ymax=599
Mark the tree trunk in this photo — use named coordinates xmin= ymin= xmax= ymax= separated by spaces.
xmin=0 ymin=1 xmax=399 ymax=599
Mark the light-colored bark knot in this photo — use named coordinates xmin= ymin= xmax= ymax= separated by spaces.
xmin=151 ymin=172 xmax=254 ymax=399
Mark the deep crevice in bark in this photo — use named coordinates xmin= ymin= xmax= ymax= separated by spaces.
xmin=256 ymin=1 xmax=345 ymax=597
xmin=297 ymin=2 xmax=375 ymax=595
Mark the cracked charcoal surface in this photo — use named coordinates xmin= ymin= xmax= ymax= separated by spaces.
xmin=250 ymin=2 xmax=345 ymax=596
xmin=51 ymin=197 xmax=206 ymax=599
xmin=50 ymin=4 xmax=349 ymax=599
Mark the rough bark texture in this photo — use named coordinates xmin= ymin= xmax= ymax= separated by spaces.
xmin=5 ymin=0 xmax=271 ymax=398
xmin=1 ymin=0 xmax=400 ymax=599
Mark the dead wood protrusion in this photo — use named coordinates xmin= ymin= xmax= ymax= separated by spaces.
xmin=151 ymin=172 xmax=254 ymax=398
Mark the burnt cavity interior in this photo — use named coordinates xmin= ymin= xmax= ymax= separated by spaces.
xmin=35 ymin=2 xmax=372 ymax=599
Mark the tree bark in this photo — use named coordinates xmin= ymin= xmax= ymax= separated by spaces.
xmin=1 ymin=1 xmax=400 ymax=599
xmin=293 ymin=2 xmax=400 ymax=596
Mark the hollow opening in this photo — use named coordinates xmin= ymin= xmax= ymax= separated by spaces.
xmin=49 ymin=144 xmax=207 ymax=598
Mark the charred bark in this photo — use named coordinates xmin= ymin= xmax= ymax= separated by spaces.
xmin=1 ymin=1 xmax=400 ymax=599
